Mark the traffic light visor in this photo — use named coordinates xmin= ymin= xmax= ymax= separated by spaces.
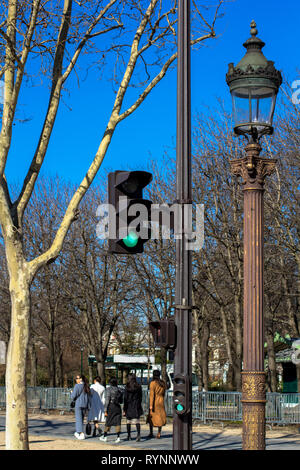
xmin=115 ymin=171 xmax=152 ymax=196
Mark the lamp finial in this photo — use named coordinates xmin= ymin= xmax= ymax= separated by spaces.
xmin=250 ymin=20 xmax=258 ymax=37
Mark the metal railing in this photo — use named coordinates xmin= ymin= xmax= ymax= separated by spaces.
xmin=0 ymin=387 xmax=72 ymax=411
xmin=194 ymin=391 xmax=242 ymax=423
xmin=266 ymin=392 xmax=300 ymax=424
xmin=0 ymin=387 xmax=299 ymax=425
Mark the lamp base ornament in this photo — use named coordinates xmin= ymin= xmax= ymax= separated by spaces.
xmin=241 ymin=371 xmax=266 ymax=450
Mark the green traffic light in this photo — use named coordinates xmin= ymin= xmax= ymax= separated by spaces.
xmin=176 ymin=404 xmax=184 ymax=412
xmin=123 ymin=231 xmax=139 ymax=248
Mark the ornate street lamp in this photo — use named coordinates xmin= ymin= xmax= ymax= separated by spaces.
xmin=227 ymin=20 xmax=282 ymax=141
xmin=226 ymin=21 xmax=282 ymax=451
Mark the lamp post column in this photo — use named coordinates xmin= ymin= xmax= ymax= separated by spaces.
xmin=173 ymin=0 xmax=193 ymax=451
xmin=230 ymin=142 xmax=276 ymax=450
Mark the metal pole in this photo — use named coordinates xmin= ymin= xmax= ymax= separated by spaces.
xmin=230 ymin=142 xmax=276 ymax=450
xmin=173 ymin=0 xmax=193 ymax=451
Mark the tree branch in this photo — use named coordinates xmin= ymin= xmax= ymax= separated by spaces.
xmin=15 ymin=0 xmax=120 ymax=224
xmin=118 ymin=33 xmax=215 ymax=122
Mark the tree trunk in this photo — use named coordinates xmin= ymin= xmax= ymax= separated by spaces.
xmin=220 ymin=307 xmax=235 ymax=391
xmin=56 ymin=350 xmax=63 ymax=387
xmin=5 ymin=271 xmax=31 ymax=450
xmin=234 ymin=294 xmax=243 ymax=391
xmin=88 ymin=365 xmax=93 ymax=384
xmin=226 ymin=364 xmax=235 ymax=391
xmin=231 ymin=348 xmax=242 ymax=392
xmin=193 ymin=310 xmax=203 ymax=390
xmin=64 ymin=373 xmax=68 ymax=388
xmin=265 ymin=330 xmax=277 ymax=392
xmin=200 ymin=322 xmax=210 ymax=391
xmin=48 ymin=321 xmax=56 ymax=387
xmin=28 ymin=343 xmax=37 ymax=387
xmin=97 ymin=360 xmax=106 ymax=386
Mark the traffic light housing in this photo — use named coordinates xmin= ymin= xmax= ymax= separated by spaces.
xmin=108 ymin=170 xmax=152 ymax=254
xmin=173 ymin=374 xmax=190 ymax=415
xmin=149 ymin=319 xmax=176 ymax=349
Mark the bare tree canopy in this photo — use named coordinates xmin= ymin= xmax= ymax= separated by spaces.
xmin=0 ymin=0 xmax=225 ymax=449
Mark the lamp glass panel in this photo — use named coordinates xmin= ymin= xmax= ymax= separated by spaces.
xmin=250 ymin=87 xmax=277 ymax=125
xmin=231 ymin=89 xmax=251 ymax=131
xmin=232 ymin=86 xmax=276 ymax=131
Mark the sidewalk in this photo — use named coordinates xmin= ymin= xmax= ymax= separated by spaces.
xmin=0 ymin=414 xmax=300 ymax=450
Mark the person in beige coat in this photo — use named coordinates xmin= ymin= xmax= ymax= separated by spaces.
xmin=148 ymin=370 xmax=167 ymax=439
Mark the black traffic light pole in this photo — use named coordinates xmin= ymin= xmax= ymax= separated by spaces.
xmin=173 ymin=0 xmax=193 ymax=450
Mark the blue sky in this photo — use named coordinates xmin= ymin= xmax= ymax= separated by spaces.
xmin=3 ymin=0 xmax=300 ymax=192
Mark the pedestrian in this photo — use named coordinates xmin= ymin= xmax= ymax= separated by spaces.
xmin=71 ymin=374 xmax=92 ymax=440
xmin=148 ymin=370 xmax=167 ymax=439
xmin=99 ymin=377 xmax=123 ymax=443
xmin=123 ymin=373 xmax=143 ymax=442
xmin=88 ymin=376 xmax=106 ymax=437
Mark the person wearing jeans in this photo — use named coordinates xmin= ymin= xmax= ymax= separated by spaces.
xmin=71 ymin=374 xmax=92 ymax=440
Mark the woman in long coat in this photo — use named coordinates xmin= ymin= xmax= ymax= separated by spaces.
xmin=148 ymin=370 xmax=167 ymax=439
xmin=88 ymin=376 xmax=106 ymax=437
xmin=99 ymin=377 xmax=123 ymax=443
xmin=123 ymin=374 xmax=143 ymax=441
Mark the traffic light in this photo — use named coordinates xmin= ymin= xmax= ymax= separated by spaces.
xmin=149 ymin=319 xmax=176 ymax=349
xmin=108 ymin=170 xmax=152 ymax=254
xmin=173 ymin=374 xmax=190 ymax=415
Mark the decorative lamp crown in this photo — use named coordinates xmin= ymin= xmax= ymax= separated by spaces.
xmin=226 ymin=21 xmax=282 ymax=140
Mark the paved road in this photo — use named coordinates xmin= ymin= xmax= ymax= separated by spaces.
xmin=1 ymin=416 xmax=299 ymax=450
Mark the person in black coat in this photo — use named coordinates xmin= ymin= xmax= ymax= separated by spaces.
xmin=100 ymin=377 xmax=123 ymax=443
xmin=123 ymin=373 xmax=143 ymax=442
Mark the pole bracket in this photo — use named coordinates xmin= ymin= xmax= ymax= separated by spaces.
xmin=173 ymin=304 xmax=194 ymax=310
xmin=173 ymin=198 xmax=193 ymax=205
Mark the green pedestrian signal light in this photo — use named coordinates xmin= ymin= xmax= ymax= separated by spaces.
xmin=174 ymin=374 xmax=190 ymax=416
xmin=175 ymin=403 xmax=184 ymax=412
xmin=108 ymin=170 xmax=152 ymax=254
xmin=123 ymin=231 xmax=139 ymax=248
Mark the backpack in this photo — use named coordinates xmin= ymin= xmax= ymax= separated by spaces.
xmin=113 ymin=388 xmax=123 ymax=405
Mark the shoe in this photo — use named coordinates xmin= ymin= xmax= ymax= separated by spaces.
xmin=126 ymin=436 xmax=132 ymax=441
xmin=136 ymin=436 xmax=141 ymax=442
xmin=99 ymin=435 xmax=107 ymax=442
xmin=74 ymin=432 xmax=85 ymax=440
xmin=156 ymin=433 xmax=161 ymax=439
xmin=115 ymin=437 xmax=121 ymax=443
xmin=74 ymin=432 xmax=80 ymax=439
xmin=147 ymin=434 xmax=154 ymax=439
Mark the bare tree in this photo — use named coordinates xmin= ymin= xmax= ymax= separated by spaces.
xmin=264 ymin=85 xmax=300 ymax=390
xmin=0 ymin=0 xmax=224 ymax=448
xmin=0 ymin=243 xmax=10 ymax=343
xmin=62 ymin=186 xmax=138 ymax=385
xmin=191 ymin=99 xmax=299 ymax=391
xmin=21 ymin=177 xmax=75 ymax=387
